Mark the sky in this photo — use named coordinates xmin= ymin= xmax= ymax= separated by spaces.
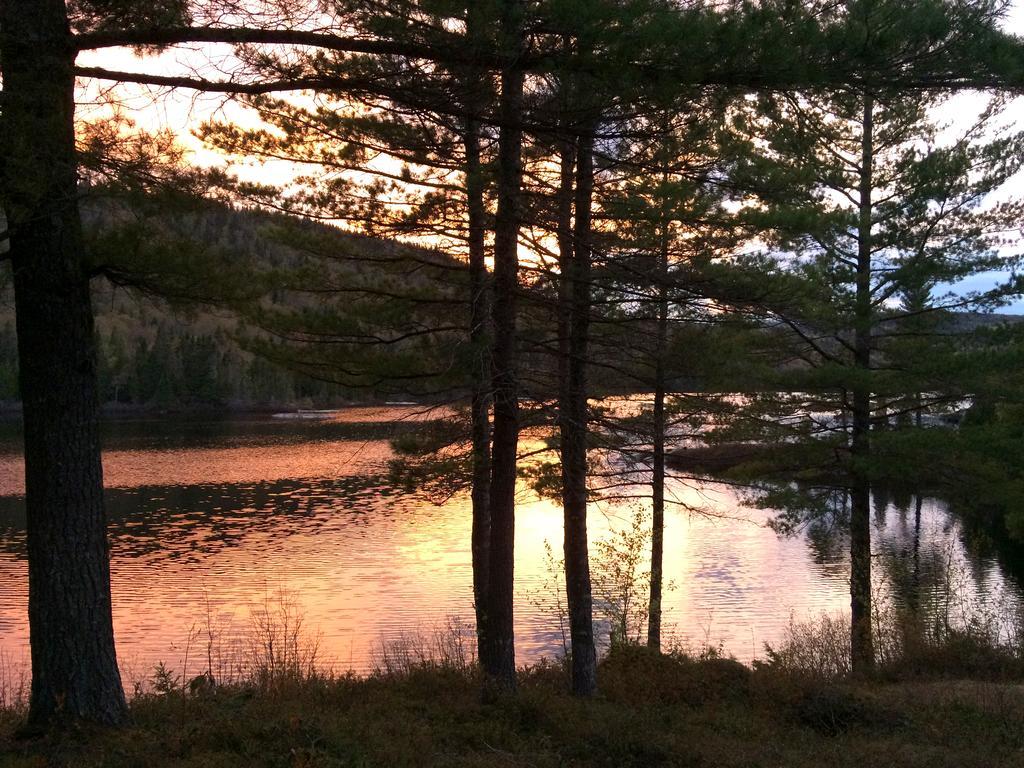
xmin=76 ymin=3 xmax=1024 ymax=312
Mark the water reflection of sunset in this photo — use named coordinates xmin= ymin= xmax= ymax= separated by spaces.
xmin=0 ymin=407 xmax=451 ymax=494
xmin=0 ymin=414 xmax=1019 ymax=689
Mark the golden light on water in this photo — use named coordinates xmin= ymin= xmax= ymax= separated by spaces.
xmin=0 ymin=410 xmax=1017 ymax=691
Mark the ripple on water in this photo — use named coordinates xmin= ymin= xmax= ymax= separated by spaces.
xmin=0 ymin=414 xmax=1020 ymax=684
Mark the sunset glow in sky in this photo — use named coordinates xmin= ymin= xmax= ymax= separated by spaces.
xmin=74 ymin=4 xmax=1024 ymax=309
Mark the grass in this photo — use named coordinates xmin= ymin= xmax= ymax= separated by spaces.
xmin=5 ymin=583 xmax=1024 ymax=767
xmin=759 ymin=599 xmax=1024 ymax=684
xmin=4 ymin=642 xmax=1024 ymax=768
xmin=0 ymin=653 xmax=27 ymax=717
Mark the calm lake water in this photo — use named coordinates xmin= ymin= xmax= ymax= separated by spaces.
xmin=0 ymin=407 xmax=1022 ymax=687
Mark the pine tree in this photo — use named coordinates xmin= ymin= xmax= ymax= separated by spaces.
xmin=726 ymin=70 xmax=1024 ymax=672
xmin=595 ymin=95 xmax=739 ymax=651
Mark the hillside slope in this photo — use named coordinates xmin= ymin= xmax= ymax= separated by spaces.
xmin=0 ymin=203 xmax=462 ymax=410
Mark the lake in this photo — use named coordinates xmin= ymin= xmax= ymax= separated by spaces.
xmin=0 ymin=407 xmax=1021 ymax=690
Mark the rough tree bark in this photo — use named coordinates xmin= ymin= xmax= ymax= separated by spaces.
xmin=560 ymin=124 xmax=597 ymax=696
xmin=480 ymin=0 xmax=525 ymax=694
xmin=0 ymin=0 xmax=128 ymax=727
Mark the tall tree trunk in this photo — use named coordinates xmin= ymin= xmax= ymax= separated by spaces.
xmin=463 ymin=3 xmax=492 ymax=664
xmin=465 ymin=112 xmax=492 ymax=663
xmin=480 ymin=0 xmax=524 ymax=694
xmin=556 ymin=121 xmax=576 ymax=413
xmin=849 ymin=459 xmax=872 ymax=673
xmin=560 ymin=125 xmax=597 ymax=696
xmin=850 ymin=91 xmax=875 ymax=676
xmin=0 ymin=0 xmax=128 ymax=727
xmin=647 ymin=171 xmax=670 ymax=653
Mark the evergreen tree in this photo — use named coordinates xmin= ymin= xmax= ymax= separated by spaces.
xmin=594 ymin=96 xmax=740 ymax=651
xmin=724 ymin=74 xmax=1024 ymax=672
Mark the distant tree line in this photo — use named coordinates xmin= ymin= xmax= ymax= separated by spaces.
xmin=98 ymin=327 xmax=350 ymax=407
xmin=0 ymin=322 xmax=350 ymax=408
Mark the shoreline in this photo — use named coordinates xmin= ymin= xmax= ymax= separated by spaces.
xmin=4 ymin=647 xmax=1023 ymax=767
xmin=0 ymin=400 xmax=440 ymax=422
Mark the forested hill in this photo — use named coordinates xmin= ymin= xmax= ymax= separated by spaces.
xmin=0 ymin=203 xmax=457 ymax=411
xmin=0 ymin=200 xmax=1019 ymax=411
xmin=938 ymin=311 xmax=1024 ymax=333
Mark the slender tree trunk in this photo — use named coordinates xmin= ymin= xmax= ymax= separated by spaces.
xmin=556 ymin=128 xmax=576 ymax=406
xmin=465 ymin=112 xmax=492 ymax=662
xmin=463 ymin=4 xmax=492 ymax=663
xmin=850 ymin=91 xmax=875 ymax=676
xmin=0 ymin=0 xmax=128 ymax=727
xmin=647 ymin=178 xmax=670 ymax=653
xmin=849 ymin=462 xmax=872 ymax=673
xmin=480 ymin=0 xmax=524 ymax=694
xmin=560 ymin=124 xmax=597 ymax=696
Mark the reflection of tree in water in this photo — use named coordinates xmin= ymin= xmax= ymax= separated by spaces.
xmin=0 ymin=472 xmax=438 ymax=562
xmin=0 ymin=414 xmax=434 ymax=455
xmin=0 ymin=421 xmax=21 ymax=455
xmin=873 ymin=486 xmax=891 ymax=527
xmin=765 ymin=484 xmax=849 ymax=566
xmin=951 ymin=505 xmax=1024 ymax=599
xmin=889 ymin=487 xmax=914 ymax=517
xmin=0 ymin=413 xmax=448 ymax=558
xmin=877 ymin=495 xmax=940 ymax=616
xmin=0 ymin=496 xmax=26 ymax=548
xmin=763 ymin=480 xmax=1024 ymax=626
xmin=871 ymin=493 xmax=1020 ymax=628
xmin=105 ymin=417 xmax=431 ymax=452
xmin=803 ymin=497 xmax=849 ymax=566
